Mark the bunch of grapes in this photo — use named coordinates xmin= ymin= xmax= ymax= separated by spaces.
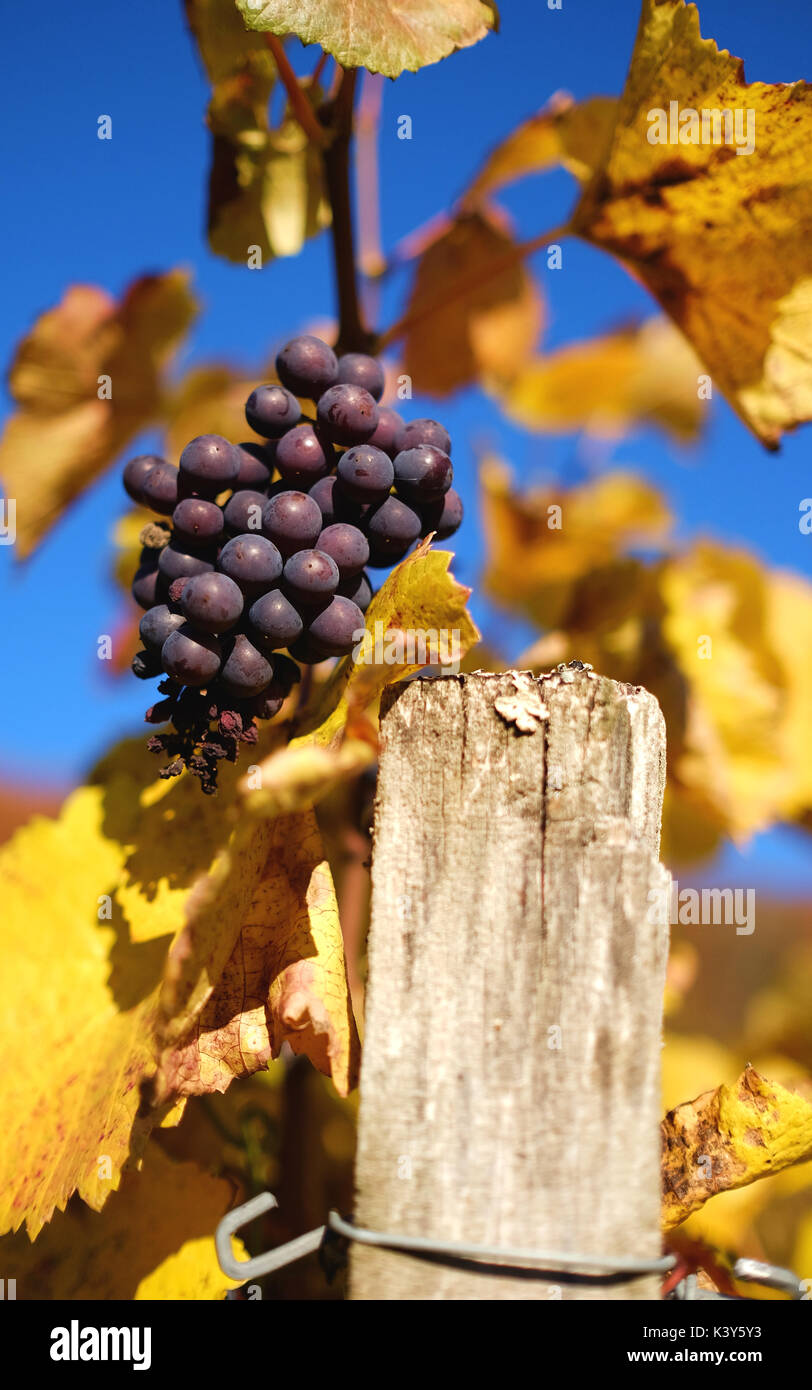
xmin=123 ymin=334 xmax=463 ymax=792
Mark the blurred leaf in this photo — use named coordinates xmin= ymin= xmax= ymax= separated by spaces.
xmin=0 ymin=1144 xmax=245 ymax=1298
xmin=571 ymin=0 xmax=812 ymax=448
xmin=495 ymin=318 xmax=704 ymax=441
xmin=401 ymin=210 xmax=543 ymax=395
xmin=662 ymin=1067 xmax=812 ymax=1230
xmin=163 ymin=363 xmax=267 ymax=460
xmin=186 ymin=1 xmax=329 ymax=261
xmin=481 ymin=456 xmax=670 ymax=628
xmin=462 ymin=92 xmax=619 ymax=203
xmin=237 ymin=0 xmax=497 ymax=78
xmin=0 ymin=273 xmax=197 ymax=558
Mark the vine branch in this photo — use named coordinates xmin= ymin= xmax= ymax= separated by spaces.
xmin=319 ymin=68 xmax=374 ymax=354
xmin=265 ymin=34 xmax=327 ymax=146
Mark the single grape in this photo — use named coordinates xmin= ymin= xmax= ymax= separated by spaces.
xmin=336 ymin=444 xmax=394 ymax=504
xmin=139 ymin=604 xmax=186 ymax=650
xmin=287 ymin=631 xmax=332 ymax=665
xmin=132 ymin=648 xmax=163 ymax=679
xmin=419 ymin=487 xmax=463 ymax=540
xmin=261 ymin=490 xmax=322 ymax=556
xmin=220 ymin=632 xmax=274 ymax=698
xmin=223 ymin=489 xmax=266 ymax=535
xmin=275 ymin=423 xmax=333 ymax=485
xmin=172 ymin=497 xmax=225 ymax=545
xmin=252 ymin=692 xmax=285 ymax=720
xmin=233 ymin=441 xmax=274 ymax=490
xmin=394 ymin=417 xmax=451 ymax=456
xmin=317 ymin=522 xmax=369 ymax=579
xmin=178 ymin=435 xmax=240 ymax=496
xmin=245 ymin=384 xmax=301 ymax=438
xmin=282 ymin=549 xmax=339 ymax=608
xmin=162 ymin=625 xmax=222 ymax=686
xmin=308 ymin=475 xmax=364 ymax=527
xmin=270 ymin=652 xmax=301 ymax=694
xmin=158 ymin=543 xmax=215 ymax=583
xmin=167 ymin=576 xmax=191 ymax=605
xmin=123 ymin=454 xmax=165 ymax=504
xmin=367 ymin=406 xmax=404 ymax=459
xmin=140 ymin=462 xmax=179 ymax=515
xmin=180 ymin=572 xmax=244 ymax=634
xmin=364 ymin=496 xmax=421 ymax=565
xmin=335 ymin=352 xmax=385 ymax=401
xmin=393 ymin=444 xmax=452 ymax=503
xmin=307 ymin=596 xmax=366 ymax=658
xmin=275 ymin=334 xmax=338 ymax=399
xmin=337 ymin=569 xmax=372 ymax=613
xmin=247 ymin=589 xmax=303 ymax=650
xmin=132 ymin=564 xmax=162 ymax=610
xmin=317 ymin=383 xmax=379 ymax=446
xmin=217 ymin=533 xmax=283 ymax=597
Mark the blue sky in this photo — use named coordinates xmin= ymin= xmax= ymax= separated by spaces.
xmin=0 ymin=0 xmax=810 ymax=888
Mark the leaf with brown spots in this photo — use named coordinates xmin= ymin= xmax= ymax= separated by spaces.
xmin=662 ymin=1067 xmax=812 ymax=1229
xmin=570 ymin=0 xmax=812 ymax=447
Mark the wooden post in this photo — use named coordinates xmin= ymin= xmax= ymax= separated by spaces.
xmin=349 ymin=669 xmax=670 ymax=1300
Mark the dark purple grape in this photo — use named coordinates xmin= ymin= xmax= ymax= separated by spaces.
xmin=132 ymin=648 xmax=163 ymax=679
xmin=337 ymin=570 xmax=372 ymax=614
xmin=307 ymin=596 xmax=366 ymax=658
xmin=308 ymin=475 xmax=364 ymax=527
xmin=275 ymin=423 xmax=333 ymax=485
xmin=178 ymin=435 xmax=240 ymax=496
xmin=261 ymin=491 xmax=322 ymax=556
xmin=394 ymin=418 xmax=451 ymax=456
xmin=168 ymin=576 xmax=191 ymax=605
xmin=245 ymin=384 xmax=301 ymax=438
xmin=275 ymin=334 xmax=338 ymax=399
xmin=367 ymin=407 xmax=404 ymax=459
xmin=220 ymin=633 xmax=274 ymax=698
xmin=132 ymin=565 xmax=162 ymax=610
xmin=233 ymin=441 xmax=274 ymax=490
xmin=123 ymin=454 xmax=165 ymax=504
xmin=139 ymin=604 xmax=186 ymax=650
xmin=317 ymin=522 xmax=369 ymax=579
xmin=364 ymin=496 xmax=421 ymax=565
xmin=393 ymin=445 xmax=452 ymax=503
xmin=248 ymin=589 xmax=303 ymax=650
xmin=180 ymin=572 xmax=244 ymax=633
xmin=420 ymin=487 xmax=463 ymax=540
xmin=158 ymin=543 xmax=215 ymax=583
xmin=162 ymin=625 xmax=222 ymax=686
xmin=317 ymin=383 xmax=379 ymax=446
xmin=140 ymin=462 xmax=179 ymax=516
xmin=271 ymin=652 xmax=301 ymax=693
xmin=217 ymin=533 xmax=283 ymax=597
xmin=252 ymin=692 xmax=285 ymax=720
xmin=282 ymin=549 xmax=339 ymax=608
xmin=223 ymin=489 xmax=266 ymax=535
xmin=336 ymin=444 xmax=393 ymax=504
xmin=172 ymin=498 xmax=225 ymax=545
xmin=335 ymin=352 xmax=385 ymax=402
xmin=287 ymin=631 xmax=331 ymax=665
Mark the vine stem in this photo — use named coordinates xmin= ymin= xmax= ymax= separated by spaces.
xmin=320 ymin=68 xmax=374 ymax=354
xmin=265 ymin=34 xmax=327 ymax=146
xmin=377 ymin=223 xmax=572 ymax=349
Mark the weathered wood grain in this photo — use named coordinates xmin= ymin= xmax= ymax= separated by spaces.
xmin=350 ymin=669 xmax=670 ymax=1300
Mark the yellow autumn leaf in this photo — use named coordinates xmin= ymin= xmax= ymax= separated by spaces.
xmin=242 ymin=540 xmax=480 ymax=807
xmin=164 ymin=363 xmax=269 ymax=462
xmin=0 ymin=1144 xmax=245 ymax=1299
xmin=767 ymin=570 xmax=812 ymax=820
xmin=495 ymin=317 xmax=704 ymax=442
xmin=482 ymin=455 xmax=670 ymax=627
xmin=661 ymin=1067 xmax=812 ymax=1230
xmin=0 ymin=272 xmax=197 ymax=558
xmin=463 ymin=91 xmax=619 ymax=203
xmin=570 ymin=0 xmax=812 ymax=448
xmin=0 ymin=728 xmax=358 ymax=1237
xmin=400 ymin=209 xmax=543 ymax=396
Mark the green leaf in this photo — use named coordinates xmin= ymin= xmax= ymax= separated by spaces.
xmin=236 ymin=0 xmax=497 ymax=78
